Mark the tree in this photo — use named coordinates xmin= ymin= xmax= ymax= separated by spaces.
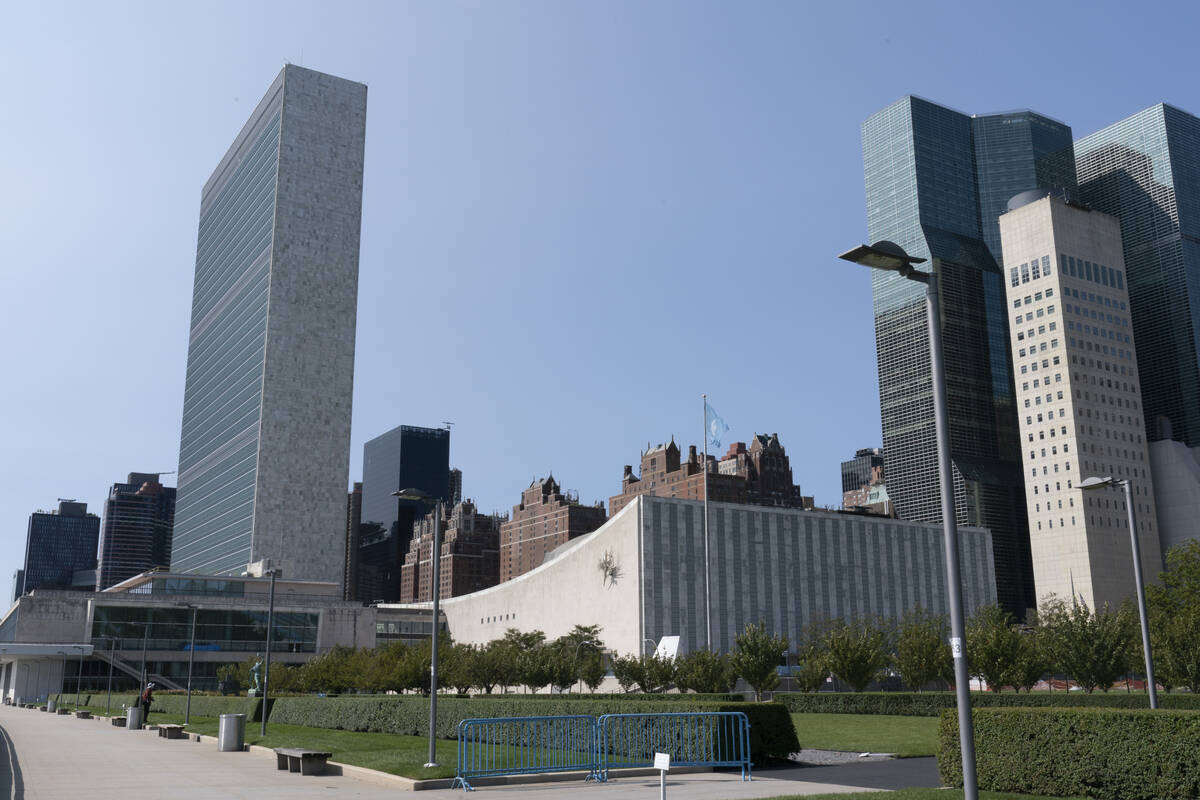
xmin=469 ymin=641 xmax=506 ymax=694
xmin=441 ymin=643 xmax=477 ymax=695
xmin=822 ymin=617 xmax=889 ymax=693
xmin=1041 ymin=597 xmax=1135 ymax=693
xmin=1148 ymin=540 xmax=1200 ymax=693
xmin=1009 ymin=616 xmax=1050 ymax=693
xmin=610 ymin=654 xmax=642 ymax=693
xmin=675 ymin=650 xmax=734 ymax=694
xmin=643 ymin=652 xmax=677 ymax=693
xmin=966 ymin=605 xmax=1023 ymax=692
xmin=893 ymin=607 xmax=950 ymax=692
xmin=790 ymin=640 xmax=829 ymax=693
xmin=579 ymin=652 xmax=608 ymax=691
xmin=729 ymin=621 xmax=788 ymax=701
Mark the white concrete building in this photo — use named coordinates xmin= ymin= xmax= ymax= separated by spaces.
xmin=382 ymin=495 xmax=997 ymax=656
xmin=999 ymin=192 xmax=1162 ymax=609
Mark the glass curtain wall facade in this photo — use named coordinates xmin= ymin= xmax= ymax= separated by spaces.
xmin=862 ymin=97 xmax=1076 ymax=616
xmin=172 ymin=66 xmax=367 ymax=584
xmin=356 ymin=425 xmax=451 ymax=602
xmin=23 ymin=502 xmax=100 ymax=594
xmin=97 ymin=475 xmax=176 ymax=591
xmin=1075 ymin=104 xmax=1200 ymax=448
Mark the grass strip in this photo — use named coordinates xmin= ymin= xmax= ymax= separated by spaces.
xmin=790 ymin=712 xmax=938 ymax=757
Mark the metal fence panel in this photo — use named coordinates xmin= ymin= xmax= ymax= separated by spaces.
xmin=596 ymin=711 xmax=751 ymax=781
xmin=453 ymin=715 xmax=598 ymax=791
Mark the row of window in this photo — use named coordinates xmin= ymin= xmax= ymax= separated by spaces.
xmin=1060 ymin=253 xmax=1124 ymax=291
xmin=1011 ymin=287 xmax=1055 ymax=310
xmin=1010 ymin=255 xmax=1053 ymax=286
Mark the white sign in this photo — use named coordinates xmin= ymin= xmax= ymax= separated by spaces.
xmin=654 ymin=636 xmax=680 ymax=660
xmin=654 ymin=752 xmax=671 ymax=771
xmin=950 ymin=637 xmax=963 ymax=658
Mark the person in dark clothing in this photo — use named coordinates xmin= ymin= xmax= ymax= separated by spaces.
xmin=140 ymin=683 xmax=155 ymax=724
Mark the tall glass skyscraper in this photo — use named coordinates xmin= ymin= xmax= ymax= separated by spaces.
xmin=862 ymin=97 xmax=1077 ymax=615
xmin=354 ymin=425 xmax=451 ymax=602
xmin=22 ymin=501 xmax=100 ymax=594
xmin=1075 ymin=104 xmax=1200 ymax=448
xmin=172 ymin=65 xmax=367 ymax=584
xmin=97 ymin=473 xmax=176 ymax=591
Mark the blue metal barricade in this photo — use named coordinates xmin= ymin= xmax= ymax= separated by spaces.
xmin=453 ymin=715 xmax=599 ymax=791
xmin=595 ymin=711 xmax=752 ymax=782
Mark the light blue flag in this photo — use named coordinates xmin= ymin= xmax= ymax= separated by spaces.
xmin=704 ymin=401 xmax=729 ymax=449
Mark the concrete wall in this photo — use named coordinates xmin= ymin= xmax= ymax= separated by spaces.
xmin=390 ymin=496 xmax=997 ymax=657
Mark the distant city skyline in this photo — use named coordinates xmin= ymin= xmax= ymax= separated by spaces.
xmin=4 ymin=2 xmax=1199 ymax=589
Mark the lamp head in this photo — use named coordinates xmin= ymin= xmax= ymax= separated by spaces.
xmin=1080 ymin=476 xmax=1115 ymax=491
xmin=393 ymin=488 xmax=432 ymax=501
xmin=838 ymin=240 xmax=927 ymax=275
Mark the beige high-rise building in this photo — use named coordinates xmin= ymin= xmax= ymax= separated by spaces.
xmin=999 ymin=192 xmax=1162 ymax=610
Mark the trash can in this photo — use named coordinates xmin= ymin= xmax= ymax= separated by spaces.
xmin=218 ymin=713 xmax=246 ymax=752
xmin=126 ymin=705 xmax=142 ymax=729
xmin=46 ymin=698 xmax=56 ymax=713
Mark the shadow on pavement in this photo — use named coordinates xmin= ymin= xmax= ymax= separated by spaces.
xmin=0 ymin=723 xmax=24 ymax=799
xmin=762 ymin=756 xmax=941 ymax=790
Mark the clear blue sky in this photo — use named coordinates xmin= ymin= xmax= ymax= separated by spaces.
xmin=2 ymin=0 xmax=1197 ymax=587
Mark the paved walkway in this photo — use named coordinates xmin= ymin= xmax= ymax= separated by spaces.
xmin=0 ymin=705 xmax=937 ymax=799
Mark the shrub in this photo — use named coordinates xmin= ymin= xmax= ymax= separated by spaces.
xmin=938 ymin=707 xmax=1200 ymax=800
xmin=821 ymin=617 xmax=890 ymax=692
xmin=729 ymin=621 xmax=787 ymax=700
xmin=775 ymin=691 xmax=1200 ymax=716
xmin=266 ymin=695 xmax=796 ymax=761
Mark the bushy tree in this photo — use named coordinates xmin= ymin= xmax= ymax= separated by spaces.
xmin=1148 ymin=540 xmax=1200 ymax=693
xmin=469 ymin=641 xmax=507 ymax=694
xmin=1041 ymin=597 xmax=1135 ymax=693
xmin=675 ymin=650 xmax=734 ymax=694
xmin=790 ymin=640 xmax=829 ymax=693
xmin=730 ymin=621 xmax=788 ymax=701
xmin=610 ymin=654 xmax=642 ymax=693
xmin=966 ymin=605 xmax=1023 ymax=692
xmin=822 ymin=617 xmax=889 ymax=693
xmin=579 ymin=651 xmax=607 ymax=691
xmin=1009 ymin=616 xmax=1050 ymax=693
xmin=893 ymin=607 xmax=950 ymax=692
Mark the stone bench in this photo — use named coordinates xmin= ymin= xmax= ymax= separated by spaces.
xmin=75 ymin=710 xmax=92 ymax=719
xmin=111 ymin=716 xmax=127 ymax=727
xmin=55 ymin=708 xmax=70 ymax=715
xmin=274 ymin=747 xmax=333 ymax=776
xmin=158 ymin=724 xmax=186 ymax=740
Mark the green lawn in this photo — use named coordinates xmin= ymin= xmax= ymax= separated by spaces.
xmin=70 ymin=704 xmax=459 ymax=779
xmin=762 ymin=791 xmax=1085 ymax=800
xmin=790 ymin=713 xmax=938 ymax=757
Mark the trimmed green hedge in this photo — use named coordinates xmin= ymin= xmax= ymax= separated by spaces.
xmin=269 ymin=696 xmax=796 ymax=761
xmin=938 ymin=707 xmax=1200 ymax=800
xmin=777 ymin=691 xmax=1200 ymax=717
xmin=59 ymin=693 xmax=263 ymax=720
xmin=481 ymin=693 xmax=744 ymax=702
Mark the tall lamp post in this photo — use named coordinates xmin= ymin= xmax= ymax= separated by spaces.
xmin=260 ymin=567 xmax=279 ymax=736
xmin=394 ymin=487 xmax=444 ymax=768
xmin=1080 ymin=475 xmax=1158 ymax=708
xmin=184 ymin=605 xmax=199 ymax=725
xmin=839 ymin=241 xmax=978 ymax=800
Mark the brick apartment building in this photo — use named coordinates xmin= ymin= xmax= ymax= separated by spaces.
xmin=499 ymin=476 xmax=607 ymax=582
xmin=609 ymin=434 xmax=811 ymax=516
xmin=398 ymin=500 xmax=505 ymax=602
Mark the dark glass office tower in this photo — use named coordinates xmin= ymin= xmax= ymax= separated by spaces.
xmin=862 ymin=97 xmax=1077 ymax=616
xmin=22 ymin=501 xmax=101 ymax=594
xmin=97 ymin=473 xmax=176 ymax=591
xmin=355 ymin=425 xmax=451 ymax=602
xmin=841 ymin=448 xmax=884 ymax=494
xmin=1076 ymin=104 xmax=1200 ymax=447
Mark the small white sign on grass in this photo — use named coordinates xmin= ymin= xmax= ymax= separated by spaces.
xmin=653 ymin=752 xmax=671 ymax=771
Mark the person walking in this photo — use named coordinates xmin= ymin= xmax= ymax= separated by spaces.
xmin=140 ymin=682 xmax=155 ymax=724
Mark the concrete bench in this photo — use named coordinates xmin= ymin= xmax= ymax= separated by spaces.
xmin=274 ymin=747 xmax=332 ymax=776
xmin=111 ymin=716 xmax=127 ymax=727
xmin=55 ymin=708 xmax=70 ymax=715
xmin=75 ymin=710 xmax=92 ymax=719
xmin=158 ymin=724 xmax=186 ymax=740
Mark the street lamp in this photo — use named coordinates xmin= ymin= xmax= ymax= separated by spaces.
xmin=839 ymin=241 xmax=979 ymax=800
xmin=394 ymin=487 xmax=444 ymax=768
xmin=260 ymin=567 xmax=280 ymax=736
xmin=75 ymin=645 xmax=86 ymax=709
xmin=1079 ymin=475 xmax=1158 ymax=709
xmin=184 ymin=605 xmax=199 ymax=725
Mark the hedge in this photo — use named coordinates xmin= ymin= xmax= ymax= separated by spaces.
xmin=938 ymin=707 xmax=1200 ymax=800
xmin=268 ymin=696 xmax=797 ymax=761
xmin=776 ymin=691 xmax=1200 ymax=717
xmin=479 ymin=693 xmax=744 ymax=702
xmin=58 ymin=693 xmax=263 ymax=720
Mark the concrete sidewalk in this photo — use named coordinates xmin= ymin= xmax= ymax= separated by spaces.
xmin=0 ymin=705 xmax=907 ymax=799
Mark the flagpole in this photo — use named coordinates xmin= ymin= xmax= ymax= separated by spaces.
xmin=702 ymin=394 xmax=712 ymax=652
